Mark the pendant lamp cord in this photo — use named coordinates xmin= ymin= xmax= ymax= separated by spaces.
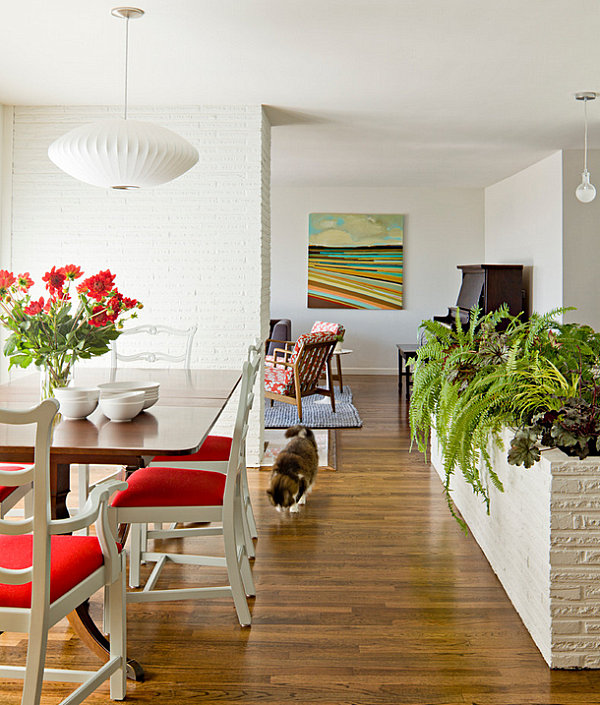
xmin=584 ymin=97 xmax=589 ymax=173
xmin=123 ymin=14 xmax=130 ymax=120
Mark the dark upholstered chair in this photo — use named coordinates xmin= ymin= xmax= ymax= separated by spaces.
xmin=267 ymin=319 xmax=292 ymax=356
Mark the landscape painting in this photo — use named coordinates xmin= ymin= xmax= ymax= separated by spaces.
xmin=308 ymin=213 xmax=404 ymax=309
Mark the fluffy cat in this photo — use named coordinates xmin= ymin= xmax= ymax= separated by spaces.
xmin=267 ymin=425 xmax=318 ymax=512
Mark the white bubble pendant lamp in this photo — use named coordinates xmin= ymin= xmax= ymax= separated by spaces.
xmin=48 ymin=8 xmax=198 ymax=190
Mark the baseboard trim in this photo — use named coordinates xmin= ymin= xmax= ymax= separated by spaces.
xmin=344 ymin=367 xmax=396 ymax=375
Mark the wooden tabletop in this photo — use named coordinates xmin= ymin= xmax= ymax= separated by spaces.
xmin=0 ymin=368 xmax=242 ymax=464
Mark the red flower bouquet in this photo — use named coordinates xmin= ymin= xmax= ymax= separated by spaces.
xmin=0 ymin=265 xmax=142 ymax=397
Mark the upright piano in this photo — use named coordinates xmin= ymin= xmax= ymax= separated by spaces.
xmin=434 ymin=264 xmax=525 ymax=328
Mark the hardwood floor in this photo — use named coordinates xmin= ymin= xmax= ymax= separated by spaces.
xmin=4 ymin=374 xmax=600 ymax=703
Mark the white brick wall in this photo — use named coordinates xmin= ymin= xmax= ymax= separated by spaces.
xmin=5 ymin=105 xmax=270 ymax=464
xmin=432 ymin=428 xmax=600 ymax=668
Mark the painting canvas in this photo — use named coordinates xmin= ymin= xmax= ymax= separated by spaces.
xmin=308 ymin=213 xmax=404 ymax=309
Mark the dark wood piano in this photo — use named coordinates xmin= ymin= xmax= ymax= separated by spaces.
xmin=434 ymin=264 xmax=525 ymax=328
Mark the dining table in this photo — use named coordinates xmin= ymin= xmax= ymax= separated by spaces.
xmin=0 ymin=366 xmax=242 ymax=681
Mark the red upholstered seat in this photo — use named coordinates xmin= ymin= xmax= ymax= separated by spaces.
xmin=0 ymin=465 xmax=29 ymax=503
xmin=111 ymin=467 xmax=226 ymax=508
xmin=151 ymin=434 xmax=232 ymax=463
xmin=264 ymin=366 xmax=292 ymax=395
xmin=0 ymin=535 xmax=106 ymax=608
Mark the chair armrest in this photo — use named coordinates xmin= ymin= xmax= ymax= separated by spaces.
xmin=49 ymin=479 xmax=128 ymax=535
xmin=273 ymin=346 xmax=293 ymax=358
xmin=266 ymin=338 xmax=294 ymax=348
xmin=268 ymin=357 xmax=294 ymax=369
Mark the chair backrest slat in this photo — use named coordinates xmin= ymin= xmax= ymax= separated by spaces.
xmin=274 ymin=332 xmax=337 ymax=397
xmin=110 ymin=324 xmax=198 ymax=369
xmin=0 ymin=565 xmax=33 ymax=585
xmin=0 ymin=465 xmax=33 ymax=486
xmin=0 ymin=517 xmax=33 ymax=535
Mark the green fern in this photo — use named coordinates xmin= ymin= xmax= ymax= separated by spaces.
xmin=409 ymin=306 xmax=568 ymax=527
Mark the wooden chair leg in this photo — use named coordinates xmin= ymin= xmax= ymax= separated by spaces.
xmin=296 ymin=396 xmax=303 ymax=422
xmin=326 ymin=360 xmax=336 ymax=412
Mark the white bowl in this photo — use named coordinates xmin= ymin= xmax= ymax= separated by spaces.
xmin=98 ymin=381 xmax=160 ymax=409
xmin=54 ymin=387 xmax=99 ymax=420
xmin=98 ymin=391 xmax=145 ymax=422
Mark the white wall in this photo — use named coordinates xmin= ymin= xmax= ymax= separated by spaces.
xmin=271 ymin=186 xmax=484 ymax=373
xmin=562 ymin=150 xmax=600 ymax=328
xmin=484 ymin=151 xmax=563 ymax=317
xmin=6 ymin=105 xmax=270 ymax=462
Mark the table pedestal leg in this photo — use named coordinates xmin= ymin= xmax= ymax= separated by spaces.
xmin=68 ymin=606 xmax=145 ymax=681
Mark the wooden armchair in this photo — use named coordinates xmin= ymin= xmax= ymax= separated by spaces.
xmin=264 ymin=331 xmax=338 ymax=422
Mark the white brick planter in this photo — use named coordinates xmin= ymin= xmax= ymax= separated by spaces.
xmin=431 ymin=428 xmax=600 ymax=668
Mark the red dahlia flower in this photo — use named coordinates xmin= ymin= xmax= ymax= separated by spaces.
xmin=63 ymin=264 xmax=83 ymax=280
xmin=24 ymin=297 xmax=45 ymax=315
xmin=17 ymin=273 xmax=34 ymax=291
xmin=0 ymin=270 xmax=16 ymax=298
xmin=122 ymin=296 xmax=140 ymax=310
xmin=89 ymin=305 xmax=111 ymax=328
xmin=78 ymin=270 xmax=116 ymax=301
xmin=42 ymin=266 xmax=66 ymax=295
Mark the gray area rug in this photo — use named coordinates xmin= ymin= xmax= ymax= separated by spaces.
xmin=264 ymin=385 xmax=363 ymax=429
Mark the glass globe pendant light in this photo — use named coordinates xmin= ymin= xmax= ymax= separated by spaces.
xmin=48 ymin=8 xmax=199 ymax=190
xmin=575 ymin=92 xmax=597 ymax=204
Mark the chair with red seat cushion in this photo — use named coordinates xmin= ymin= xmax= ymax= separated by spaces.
xmin=264 ymin=331 xmax=338 ymax=422
xmin=0 ymin=399 xmax=127 ymax=705
xmin=78 ymin=323 xmax=199 ymax=535
xmin=150 ymin=434 xmax=233 ymax=464
xmin=145 ymin=341 xmax=262 ymax=556
xmin=110 ymin=345 xmax=262 ymax=627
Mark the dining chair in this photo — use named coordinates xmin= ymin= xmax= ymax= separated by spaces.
xmin=110 ymin=344 xmax=261 ymax=627
xmin=78 ymin=323 xmax=198 ymax=531
xmin=0 ymin=398 xmax=127 ymax=705
xmin=264 ymin=331 xmax=338 ymax=422
xmin=145 ymin=339 xmax=263 ymax=558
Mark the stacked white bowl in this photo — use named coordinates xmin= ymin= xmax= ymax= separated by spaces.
xmin=53 ymin=387 xmax=99 ymax=420
xmin=98 ymin=390 xmax=146 ymax=422
xmin=97 ymin=381 xmax=160 ymax=410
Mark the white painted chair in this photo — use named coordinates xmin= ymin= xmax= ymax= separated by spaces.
xmin=109 ymin=323 xmax=198 ymax=370
xmin=78 ymin=323 xmax=198 ymax=531
xmin=0 ymin=398 xmax=127 ymax=705
xmin=109 ymin=344 xmax=261 ymax=627
xmin=145 ymin=340 xmax=262 ymax=558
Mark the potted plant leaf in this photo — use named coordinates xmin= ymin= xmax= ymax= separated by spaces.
xmin=409 ymin=305 xmax=600 ymax=526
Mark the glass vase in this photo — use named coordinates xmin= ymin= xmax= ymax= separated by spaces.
xmin=40 ymin=359 xmax=74 ymax=400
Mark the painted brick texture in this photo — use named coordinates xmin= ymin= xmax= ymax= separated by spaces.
xmin=7 ymin=105 xmax=270 ymax=464
xmin=431 ymin=430 xmax=600 ymax=668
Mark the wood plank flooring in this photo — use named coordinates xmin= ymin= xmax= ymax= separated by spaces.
xmin=4 ymin=374 xmax=600 ymax=703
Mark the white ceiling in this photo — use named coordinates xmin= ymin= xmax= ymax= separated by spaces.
xmin=0 ymin=0 xmax=598 ymax=187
